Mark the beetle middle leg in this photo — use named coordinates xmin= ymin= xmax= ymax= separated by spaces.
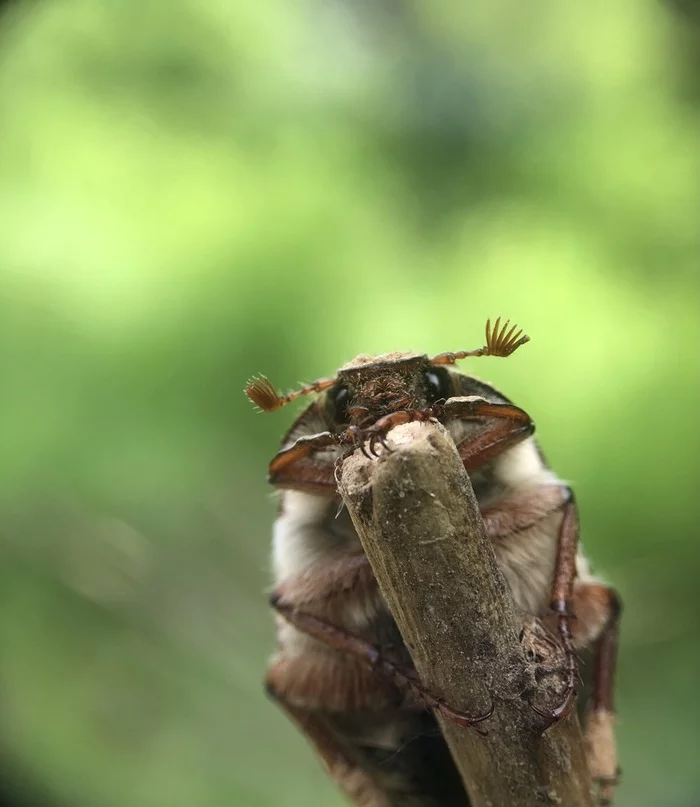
xmin=270 ymin=594 xmax=494 ymax=732
xmin=476 ymin=483 xmax=578 ymax=725
xmin=484 ymin=487 xmax=580 ymax=729
xmin=532 ymin=496 xmax=581 ymax=727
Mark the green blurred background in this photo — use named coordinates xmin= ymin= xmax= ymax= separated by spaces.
xmin=0 ymin=1 xmax=698 ymax=805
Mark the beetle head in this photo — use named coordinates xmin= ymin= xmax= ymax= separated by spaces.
xmin=244 ymin=318 xmax=528 ymax=423
xmin=327 ymin=353 xmax=452 ymax=428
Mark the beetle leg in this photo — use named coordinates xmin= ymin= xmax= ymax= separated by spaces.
xmin=434 ymin=397 xmax=535 ymax=471
xmin=343 ymin=410 xmax=435 ymax=459
xmin=270 ymin=594 xmax=493 ymax=733
xmin=270 ymin=399 xmax=532 ymax=487
xmin=269 ymin=419 xmax=408 ymax=487
xmin=337 ymin=399 xmax=532 ymax=466
xmin=477 ymin=482 xmax=622 ymax=793
xmin=269 ymin=432 xmax=347 ymax=477
xmin=445 ymin=464 xmax=582 ymax=732
xmin=475 ymin=484 xmax=581 ymax=729
xmin=366 ymin=429 xmax=393 ymax=458
xmin=480 ymin=482 xmax=580 ymax=727
xmin=544 ymin=581 xmax=621 ymax=804
xmin=368 ymin=431 xmax=388 ymax=457
xmin=349 ymin=398 xmax=534 ymax=467
xmin=529 ymin=495 xmax=579 ymax=729
xmin=269 ymin=428 xmax=367 ymax=493
xmin=574 ymin=584 xmax=622 ymax=806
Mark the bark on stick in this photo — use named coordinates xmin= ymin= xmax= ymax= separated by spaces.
xmin=338 ymin=421 xmax=594 ymax=807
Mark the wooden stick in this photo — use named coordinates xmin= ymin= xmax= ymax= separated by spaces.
xmin=338 ymin=421 xmax=594 ymax=807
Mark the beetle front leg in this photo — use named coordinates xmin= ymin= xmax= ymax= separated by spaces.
xmin=268 ymin=427 xmax=371 ymax=493
xmin=345 ymin=397 xmax=534 ymax=464
xmin=270 ymin=398 xmax=534 ymax=483
xmin=436 ymin=397 xmax=535 ymax=471
xmin=270 ymin=595 xmax=493 ymax=732
xmin=269 ymin=431 xmax=347 ymax=478
xmin=269 ymin=424 xmax=403 ymax=489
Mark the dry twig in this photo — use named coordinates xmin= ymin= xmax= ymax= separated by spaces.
xmin=338 ymin=421 xmax=594 ymax=807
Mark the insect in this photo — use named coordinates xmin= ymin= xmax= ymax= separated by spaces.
xmin=245 ymin=319 xmax=621 ymax=807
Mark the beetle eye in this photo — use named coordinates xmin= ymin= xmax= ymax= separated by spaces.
xmin=424 ymin=369 xmax=450 ymax=403
xmin=331 ymin=385 xmax=350 ymax=420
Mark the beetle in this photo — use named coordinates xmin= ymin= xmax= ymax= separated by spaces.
xmin=245 ymin=318 xmax=621 ymax=807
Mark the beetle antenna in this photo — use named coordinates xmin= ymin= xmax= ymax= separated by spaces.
xmin=244 ymin=375 xmax=336 ymax=412
xmin=430 ymin=318 xmax=530 ymax=366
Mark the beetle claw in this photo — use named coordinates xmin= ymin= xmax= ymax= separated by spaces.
xmin=529 ymin=684 xmax=576 ymax=732
xmin=436 ymin=695 xmax=495 ymax=735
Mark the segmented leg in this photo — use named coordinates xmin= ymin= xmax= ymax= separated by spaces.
xmin=270 ymin=593 xmax=493 ymax=733
xmin=472 ymin=481 xmax=622 ymax=803
xmin=437 ymin=398 xmax=535 ymax=470
xmin=347 ymin=410 xmax=435 ymax=458
xmin=269 ymin=422 xmax=406 ymax=479
xmin=269 ymin=402 xmax=608 ymax=746
xmin=350 ymin=398 xmax=534 ymax=461
xmin=576 ymin=584 xmax=622 ymax=806
xmin=474 ymin=480 xmax=581 ymax=729
xmin=478 ymin=485 xmax=581 ymax=726
xmin=269 ymin=431 xmax=349 ymax=479
xmin=531 ymin=493 xmax=579 ymax=728
xmin=269 ymin=396 xmax=533 ymax=487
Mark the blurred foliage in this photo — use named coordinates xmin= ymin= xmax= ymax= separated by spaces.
xmin=0 ymin=1 xmax=698 ymax=806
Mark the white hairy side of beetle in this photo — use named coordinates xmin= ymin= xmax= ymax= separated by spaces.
xmin=273 ymin=426 xmax=600 ymax=662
